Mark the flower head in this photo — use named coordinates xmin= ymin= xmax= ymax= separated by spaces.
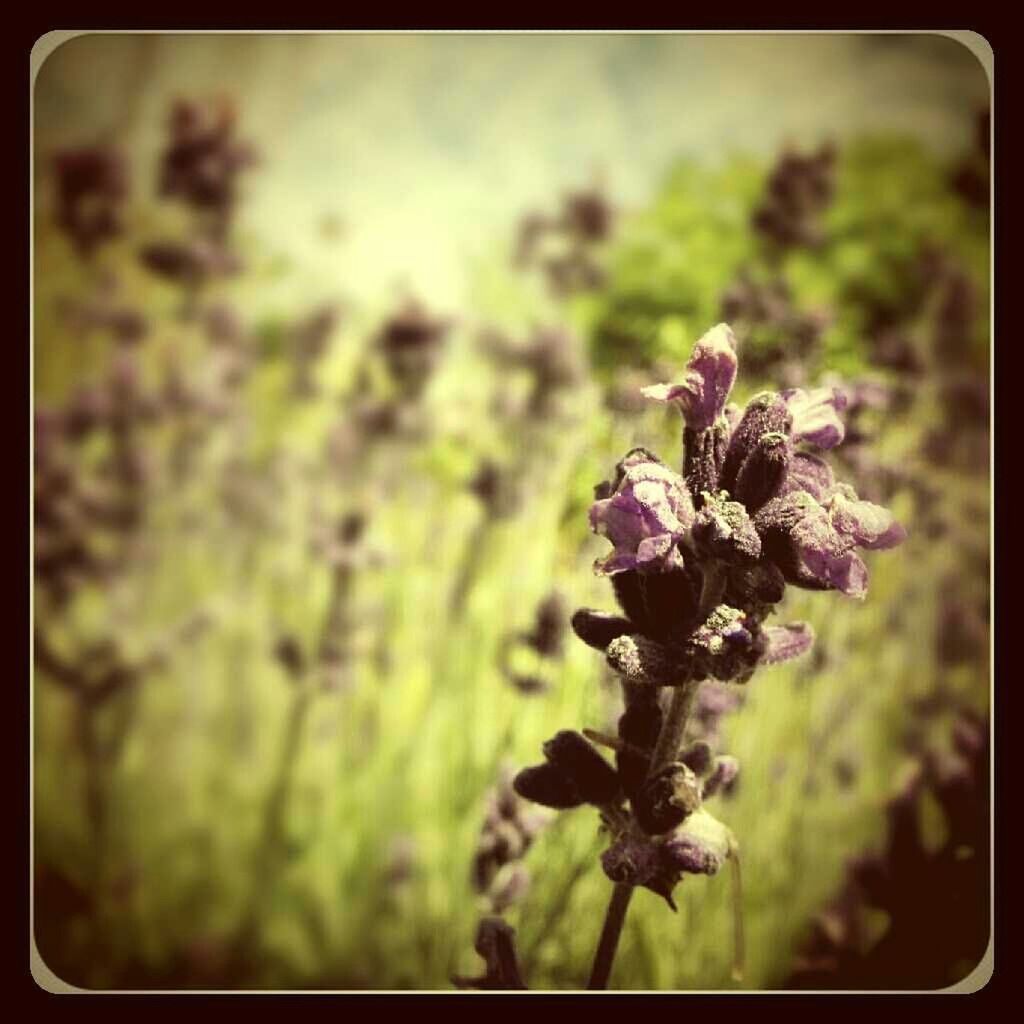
xmin=514 ymin=321 xmax=906 ymax=953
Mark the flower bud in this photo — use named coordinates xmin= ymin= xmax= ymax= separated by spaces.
xmin=680 ymin=740 xmax=713 ymax=775
xmin=541 ymin=730 xmax=621 ymax=805
xmin=682 ymin=420 xmax=730 ymax=508
xmin=616 ymin=696 xmax=663 ymax=798
xmin=601 ymin=833 xmax=662 ymax=887
xmin=661 ymin=833 xmax=722 ymax=876
xmin=719 ymin=392 xmax=793 ymax=494
xmin=570 ymin=609 xmax=633 ymax=652
xmin=512 ymin=764 xmax=583 ymax=809
xmin=691 ymin=492 xmax=762 ymax=565
xmin=606 ymin=634 xmax=687 ymax=687
xmin=611 ymin=568 xmax=700 ymax=641
xmin=633 ymin=762 xmax=702 ymax=835
xmin=701 ymin=756 xmax=740 ymax=799
xmin=661 ymin=807 xmax=735 ymax=876
xmin=724 ymin=561 xmax=787 ymax=617
xmin=733 ymin=431 xmax=792 ymax=512
xmin=688 ymin=605 xmax=764 ymax=682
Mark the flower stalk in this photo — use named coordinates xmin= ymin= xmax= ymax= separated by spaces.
xmin=509 ymin=321 xmax=905 ymax=990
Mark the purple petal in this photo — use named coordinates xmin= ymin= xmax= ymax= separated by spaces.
xmin=662 ymin=834 xmax=719 ymax=875
xmin=589 ymin=458 xmax=693 ymax=576
xmin=799 ymin=542 xmax=868 ymax=599
xmin=636 ymin=533 xmax=678 ymax=567
xmin=761 ymin=622 xmax=815 ymax=665
xmin=783 ymin=451 xmax=835 ymax=502
xmin=701 ymin=756 xmax=740 ymax=799
xmin=789 ymin=505 xmax=869 ymax=599
xmin=783 ymin=386 xmax=848 ymax=449
xmin=826 ymin=485 xmax=907 ymax=550
xmin=642 ymin=323 xmax=738 ymax=432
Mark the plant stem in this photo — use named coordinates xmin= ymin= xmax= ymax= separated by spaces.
xmin=649 ymin=676 xmax=699 ymax=774
xmin=730 ymin=849 xmax=745 ymax=984
xmin=587 ymin=882 xmax=635 ymax=989
xmin=585 ymin=560 xmax=727 ymax=989
xmin=449 ymin=517 xmax=491 ymax=619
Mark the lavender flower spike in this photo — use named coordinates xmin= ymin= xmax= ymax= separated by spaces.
xmin=642 ymin=323 xmax=739 ymax=432
xmin=589 ymin=455 xmax=695 ymax=575
xmin=782 ymin=386 xmax=848 ymax=449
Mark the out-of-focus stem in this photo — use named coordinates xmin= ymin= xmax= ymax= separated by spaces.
xmin=730 ymin=848 xmax=745 ymax=984
xmin=522 ymin=836 xmax=600 ymax=975
xmin=231 ymin=554 xmax=351 ymax=964
xmin=449 ymin=517 xmax=491 ymax=619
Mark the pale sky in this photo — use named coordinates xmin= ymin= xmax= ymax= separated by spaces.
xmin=34 ymin=33 xmax=990 ymax=312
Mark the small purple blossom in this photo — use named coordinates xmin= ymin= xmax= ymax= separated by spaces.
xmin=701 ymin=756 xmax=740 ymax=800
xmin=588 ymin=454 xmax=694 ymax=575
xmin=661 ymin=832 xmax=722 ymax=876
xmin=783 ymin=451 xmax=835 ymax=501
xmin=824 ymin=483 xmax=907 ymax=551
xmin=761 ymin=622 xmax=815 ymax=665
xmin=757 ymin=480 xmax=905 ymax=600
xmin=642 ymin=323 xmax=739 ymax=432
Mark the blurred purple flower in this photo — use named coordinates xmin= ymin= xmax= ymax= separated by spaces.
xmin=761 ymin=622 xmax=815 ymax=665
xmin=782 ymin=386 xmax=848 ymax=449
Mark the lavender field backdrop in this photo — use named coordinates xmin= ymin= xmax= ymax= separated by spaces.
xmin=32 ymin=32 xmax=990 ymax=990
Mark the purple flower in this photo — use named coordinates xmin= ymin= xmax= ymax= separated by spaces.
xmin=755 ymin=483 xmax=905 ymax=599
xmin=761 ymin=622 xmax=815 ymax=665
xmin=782 ymin=451 xmax=835 ymax=501
xmin=661 ymin=832 xmax=722 ymax=876
xmin=589 ymin=453 xmax=694 ymax=575
xmin=823 ymin=483 xmax=907 ymax=550
xmin=642 ymin=324 xmax=739 ymax=432
xmin=782 ymin=386 xmax=848 ymax=449
xmin=701 ymin=756 xmax=740 ymax=799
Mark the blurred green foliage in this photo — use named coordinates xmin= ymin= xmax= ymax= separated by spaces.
xmin=33 ymin=119 xmax=989 ymax=992
xmin=581 ymin=137 xmax=989 ymax=382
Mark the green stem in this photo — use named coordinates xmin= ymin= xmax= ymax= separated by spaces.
xmin=730 ymin=848 xmax=745 ymax=984
xmin=585 ymin=559 xmax=727 ymax=989
xmin=587 ymin=882 xmax=634 ymax=990
xmin=449 ymin=517 xmax=491 ymax=619
xmin=649 ymin=676 xmax=699 ymax=774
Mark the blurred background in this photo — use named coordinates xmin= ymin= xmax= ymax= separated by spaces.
xmin=32 ymin=32 xmax=990 ymax=990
